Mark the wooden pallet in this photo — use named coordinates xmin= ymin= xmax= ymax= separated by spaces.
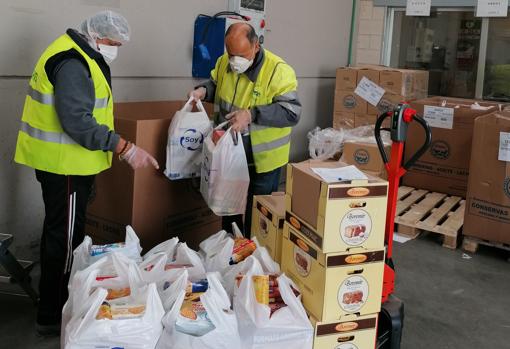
xmin=394 ymin=186 xmax=465 ymax=249
xmin=462 ymin=236 xmax=510 ymax=255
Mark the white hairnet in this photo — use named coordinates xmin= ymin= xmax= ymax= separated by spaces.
xmin=79 ymin=10 xmax=130 ymax=43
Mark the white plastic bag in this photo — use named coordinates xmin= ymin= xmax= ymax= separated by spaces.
xmin=200 ymin=124 xmax=250 ymax=216
xmin=157 ymin=272 xmax=242 ymax=349
xmin=65 ymin=282 xmax=164 ymax=349
xmin=63 ymin=253 xmax=156 ymax=349
xmin=70 ymin=225 xmax=142 ymax=279
xmin=234 ymin=273 xmax=313 ymax=349
xmin=198 ymin=230 xmax=235 ymax=273
xmin=165 ymin=97 xmax=212 ymax=180
xmin=143 ymin=237 xmax=179 ymax=261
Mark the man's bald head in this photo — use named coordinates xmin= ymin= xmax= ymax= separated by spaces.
xmin=225 ymin=23 xmax=259 ymax=60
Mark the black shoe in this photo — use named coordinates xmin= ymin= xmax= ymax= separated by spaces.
xmin=36 ymin=323 xmax=61 ymax=337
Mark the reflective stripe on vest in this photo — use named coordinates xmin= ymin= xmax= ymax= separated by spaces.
xmin=20 ymin=121 xmax=77 ymax=145
xmin=252 ymin=133 xmax=291 ymax=154
xmin=27 ymin=85 xmax=109 ymax=108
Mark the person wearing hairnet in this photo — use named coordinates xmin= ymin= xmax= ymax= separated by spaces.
xmin=14 ymin=11 xmax=158 ymax=336
xmin=189 ymin=23 xmax=301 ymax=236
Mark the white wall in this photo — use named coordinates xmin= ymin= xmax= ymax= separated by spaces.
xmin=0 ymin=0 xmax=353 ymax=257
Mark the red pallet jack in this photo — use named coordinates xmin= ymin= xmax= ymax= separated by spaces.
xmin=374 ymin=103 xmax=432 ymax=348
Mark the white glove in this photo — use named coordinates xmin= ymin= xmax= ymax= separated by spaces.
xmin=123 ymin=145 xmax=159 ymax=170
xmin=188 ymin=87 xmax=206 ymax=101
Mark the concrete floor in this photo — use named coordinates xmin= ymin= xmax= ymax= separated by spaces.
xmin=1 ymin=234 xmax=509 ymax=349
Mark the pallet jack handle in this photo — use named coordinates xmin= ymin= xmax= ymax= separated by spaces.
xmin=374 ymin=103 xmax=432 ymax=260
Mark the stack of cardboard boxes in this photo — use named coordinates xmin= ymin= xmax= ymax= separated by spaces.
xmin=403 ymin=97 xmax=504 ymax=197
xmin=463 ymin=111 xmax=510 ymax=246
xmin=251 ymin=192 xmax=286 ymax=264
xmin=333 ymin=66 xmax=429 ymax=129
xmin=279 ymin=159 xmax=389 ymax=348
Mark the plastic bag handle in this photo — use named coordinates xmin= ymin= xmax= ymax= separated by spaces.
xmin=232 ymin=222 xmax=244 ymax=238
xmin=184 ymin=96 xmax=207 ymax=114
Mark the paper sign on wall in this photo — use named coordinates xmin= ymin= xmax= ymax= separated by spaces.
xmin=499 ymin=132 xmax=510 ymax=162
xmin=476 ymin=0 xmax=508 ymax=17
xmin=406 ymin=0 xmax=431 ymax=17
xmin=354 ymin=77 xmax=386 ymax=107
xmin=423 ymin=106 xmax=454 ymax=129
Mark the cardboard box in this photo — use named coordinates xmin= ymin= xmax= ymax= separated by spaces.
xmin=282 ymin=223 xmax=384 ymax=322
xmin=354 ymin=114 xmax=376 ymax=128
xmin=379 ymin=69 xmax=429 ymax=98
xmin=333 ymin=111 xmax=355 ymax=130
xmin=403 ymin=97 xmax=503 ymax=197
xmin=335 ymin=67 xmax=358 ymax=92
xmin=341 ymin=142 xmax=390 ymax=180
xmin=310 ymin=314 xmax=378 ymax=349
xmin=285 ymin=160 xmax=388 ymax=253
xmin=367 ymin=93 xmax=406 ymax=115
xmin=463 ymin=112 xmax=510 ymax=244
xmin=251 ymin=192 xmax=286 ymax=263
xmin=356 ymin=68 xmax=380 ymax=86
xmin=86 ymin=100 xmax=221 ymax=251
xmin=335 ymin=90 xmax=368 ymax=115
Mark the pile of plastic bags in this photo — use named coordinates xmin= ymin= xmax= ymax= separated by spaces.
xmin=63 ymin=225 xmax=313 ymax=349
xmin=308 ymin=125 xmax=391 ymax=160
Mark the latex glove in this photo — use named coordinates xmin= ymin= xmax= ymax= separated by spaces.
xmin=123 ymin=145 xmax=159 ymax=170
xmin=188 ymin=87 xmax=206 ymax=101
xmin=226 ymin=109 xmax=252 ymax=133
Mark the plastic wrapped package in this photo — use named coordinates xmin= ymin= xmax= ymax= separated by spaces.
xmin=199 ymin=223 xmax=259 ymax=273
xmin=70 ymin=225 xmax=142 ymax=279
xmin=308 ymin=125 xmax=391 ymax=160
xmin=233 ymin=273 xmax=313 ymax=349
xmin=156 ymin=272 xmax=242 ymax=349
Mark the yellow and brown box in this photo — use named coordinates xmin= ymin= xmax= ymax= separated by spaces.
xmin=282 ymin=223 xmax=385 ymax=322
xmin=251 ymin=192 xmax=286 ymax=263
xmin=310 ymin=314 xmax=378 ymax=349
xmin=285 ymin=160 xmax=388 ymax=254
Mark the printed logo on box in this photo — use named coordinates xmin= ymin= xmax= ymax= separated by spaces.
xmin=258 ymin=216 xmax=269 ymax=238
xmin=354 ymin=149 xmax=370 ymax=165
xmin=343 ymin=95 xmax=357 ymax=109
xmin=293 ymin=245 xmax=312 ymax=277
xmin=504 ymin=177 xmax=510 ymax=199
xmin=338 ymin=276 xmax=369 ymax=313
xmin=180 ymin=129 xmax=204 ymax=151
xmin=335 ymin=322 xmax=359 ymax=332
xmin=430 ymin=140 xmax=450 ymax=160
xmin=336 ymin=344 xmax=359 ymax=349
xmin=340 ymin=209 xmax=372 ymax=246
xmin=347 ymin=187 xmax=371 ymax=197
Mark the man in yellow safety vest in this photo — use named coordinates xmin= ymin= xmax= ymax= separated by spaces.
xmin=190 ymin=23 xmax=301 ymax=235
xmin=13 ymin=11 xmax=158 ymax=336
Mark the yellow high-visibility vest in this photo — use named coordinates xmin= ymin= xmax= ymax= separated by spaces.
xmin=211 ymin=49 xmax=298 ymax=173
xmin=14 ymin=33 xmax=114 ymax=175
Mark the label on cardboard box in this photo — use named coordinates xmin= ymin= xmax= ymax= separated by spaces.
xmin=340 ymin=209 xmax=372 ymax=246
xmin=423 ymin=106 xmax=455 ymax=129
xmin=498 ymin=132 xmax=510 ymax=162
xmin=468 ymin=197 xmax=510 ymax=224
xmin=355 ymin=77 xmax=386 ymax=107
xmin=338 ymin=276 xmax=369 ymax=313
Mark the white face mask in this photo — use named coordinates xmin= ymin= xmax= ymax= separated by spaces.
xmin=97 ymin=44 xmax=118 ymax=63
xmin=229 ymin=55 xmax=253 ymax=74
